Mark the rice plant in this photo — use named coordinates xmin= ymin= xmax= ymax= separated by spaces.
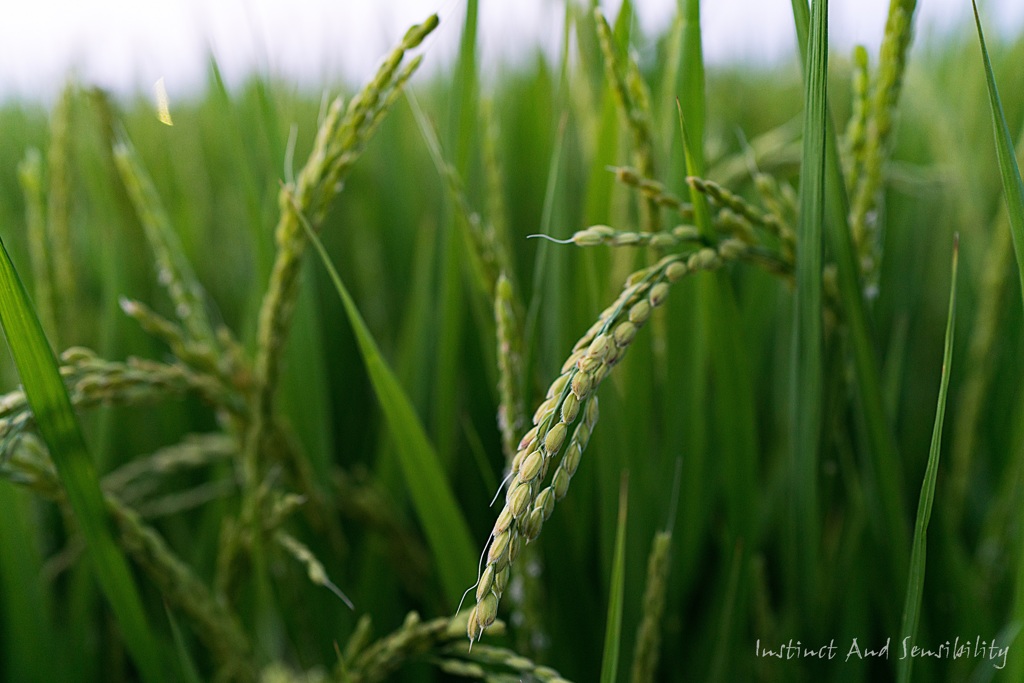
xmin=0 ymin=1 xmax=1023 ymax=681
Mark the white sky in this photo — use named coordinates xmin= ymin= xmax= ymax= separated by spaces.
xmin=1 ymin=0 xmax=1021 ymax=103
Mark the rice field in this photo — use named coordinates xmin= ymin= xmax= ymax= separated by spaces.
xmin=1 ymin=1 xmax=1024 ymax=681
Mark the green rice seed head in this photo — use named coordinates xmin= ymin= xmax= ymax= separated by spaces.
xmin=476 ymin=565 xmax=496 ymax=602
xmin=517 ymin=450 xmax=544 ymax=483
xmin=488 ymin=530 xmax=512 ymax=567
xmin=546 ymin=373 xmax=570 ymax=399
xmin=507 ymin=531 xmax=523 ymax=564
xmin=508 ymin=482 xmax=533 ymax=519
xmin=717 ymin=239 xmax=746 ymax=261
xmin=493 ymin=505 xmax=515 ymax=537
xmin=586 ymin=334 xmax=612 ymax=361
xmin=577 ymin=355 xmax=602 ymax=374
xmin=571 ymin=371 xmax=593 ymax=399
xmin=522 ymin=509 xmax=544 ymax=541
xmin=671 ymin=224 xmax=701 ymax=241
xmin=560 ymin=393 xmax=580 ymax=423
xmin=478 ymin=592 xmax=498 ymax=628
xmin=666 ymin=261 xmax=688 ymax=282
xmin=611 ymin=232 xmax=643 ymax=246
xmin=573 ymin=225 xmax=616 ymax=246
xmin=648 ymin=282 xmax=670 ymax=307
xmin=535 ymin=488 xmax=555 ymax=520
xmin=552 ymin=469 xmax=571 ymax=500
xmin=563 ymin=441 xmax=583 ymax=476
xmin=510 ymin=448 xmax=527 ymax=473
xmin=494 ymin=566 xmax=510 ymax=594
xmin=544 ymin=422 xmax=568 ymax=454
xmin=648 ymin=233 xmax=678 ymax=249
xmin=532 ymin=397 xmax=558 ymax=425
xmin=518 ymin=426 xmax=539 ymax=451
xmin=629 ymin=300 xmax=652 ymax=325
xmin=613 ymin=320 xmax=638 ymax=347
xmin=467 ymin=608 xmax=484 ymax=642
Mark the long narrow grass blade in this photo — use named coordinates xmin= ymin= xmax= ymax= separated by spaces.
xmin=790 ymin=0 xmax=828 ymax=610
xmin=293 ymin=200 xmax=476 ymax=607
xmin=973 ymin=0 xmax=1024 ymax=304
xmin=791 ymin=0 xmax=909 ymax=580
xmin=600 ymin=473 xmax=630 ymax=683
xmin=0 ymin=237 xmax=163 ymax=682
xmin=680 ymin=0 xmax=705 ymax=173
xmin=896 ymin=236 xmax=959 ymax=683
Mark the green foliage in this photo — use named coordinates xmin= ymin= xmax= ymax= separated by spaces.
xmin=0 ymin=3 xmax=1022 ymax=682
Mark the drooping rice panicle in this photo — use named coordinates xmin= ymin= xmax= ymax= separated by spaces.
xmin=0 ymin=348 xmax=244 ymax=457
xmin=468 ymin=241 xmax=750 ymax=644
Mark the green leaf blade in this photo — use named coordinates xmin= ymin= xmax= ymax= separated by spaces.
xmin=0 ymin=236 xmax=163 ymax=683
xmin=297 ymin=210 xmax=477 ymax=608
xmin=973 ymin=0 xmax=1024 ymax=306
xmin=897 ymin=236 xmax=959 ymax=683
xmin=790 ymin=0 xmax=828 ymax=609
